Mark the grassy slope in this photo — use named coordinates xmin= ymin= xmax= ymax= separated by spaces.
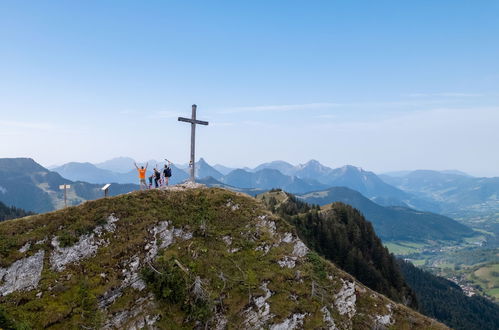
xmin=469 ymin=263 xmax=499 ymax=300
xmin=0 ymin=188 xmax=446 ymax=329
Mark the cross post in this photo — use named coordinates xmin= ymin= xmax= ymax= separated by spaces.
xmin=178 ymin=104 xmax=209 ymax=182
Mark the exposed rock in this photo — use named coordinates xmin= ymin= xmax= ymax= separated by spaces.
xmin=334 ymin=279 xmax=357 ymax=318
xmin=226 ymin=199 xmax=240 ymax=211
xmin=276 ymin=237 xmax=308 ymax=268
xmin=270 ymin=313 xmax=307 ymax=330
xmin=160 ymin=182 xmax=205 ymax=192
xmin=103 ymin=294 xmax=156 ymax=329
xmin=35 ymin=238 xmax=47 ymax=245
xmin=146 ymin=221 xmax=173 ymax=261
xmin=292 ymin=240 xmax=309 ymax=258
xmin=128 ymin=314 xmax=160 ymax=330
xmin=256 ymin=215 xmax=277 ymax=237
xmin=50 ymin=234 xmax=101 ymax=271
xmin=255 ymin=244 xmax=271 ymax=255
xmin=281 ymin=232 xmax=293 ymax=243
xmin=173 ymin=228 xmax=193 ymax=241
xmin=100 ymin=221 xmax=193 ymax=310
xmin=122 ymin=255 xmax=146 ymax=291
xmin=277 ymin=256 xmax=296 ymax=268
xmin=321 ymin=306 xmax=338 ymax=330
xmin=94 ymin=214 xmax=120 ymax=235
xmin=373 ymin=304 xmax=394 ymax=329
xmin=19 ymin=242 xmax=31 ymax=253
xmin=146 ymin=221 xmax=192 ymax=261
xmin=99 ymin=286 xmax=123 ymax=309
xmin=0 ymin=250 xmax=44 ymax=296
xmin=244 ymin=282 xmax=274 ymax=328
xmin=51 ymin=215 xmax=120 ymax=271
xmin=222 ymin=235 xmax=232 ymax=246
xmin=214 ymin=314 xmax=228 ymax=330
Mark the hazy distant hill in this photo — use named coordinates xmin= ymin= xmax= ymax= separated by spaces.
xmin=297 ymin=186 xmax=474 ymax=243
xmin=196 ymin=176 xmax=267 ymax=196
xmin=248 ymin=161 xmax=437 ymax=211
xmin=55 ymin=157 xmax=499 ymax=215
xmin=53 ymin=161 xmax=189 ymax=185
xmin=94 ymin=156 xmax=136 ymax=173
xmin=53 ymin=162 xmax=123 ymax=184
xmin=212 ymin=164 xmax=235 ymax=175
xmin=253 ymin=160 xmax=297 ymax=175
xmin=195 ymin=158 xmax=224 ymax=180
xmin=381 ymin=170 xmax=499 ymax=216
xmin=0 ymin=158 xmax=137 ymax=213
xmin=221 ymin=168 xmax=328 ymax=194
xmin=294 ymin=159 xmax=335 ymax=182
xmin=325 ymin=165 xmax=410 ymax=198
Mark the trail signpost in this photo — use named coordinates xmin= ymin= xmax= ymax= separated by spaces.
xmin=178 ymin=104 xmax=209 ymax=182
xmin=59 ymin=184 xmax=71 ymax=207
xmin=102 ymin=184 xmax=111 ymax=197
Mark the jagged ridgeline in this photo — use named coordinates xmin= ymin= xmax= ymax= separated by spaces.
xmin=257 ymin=190 xmax=418 ymax=309
xmin=0 ymin=187 xmax=445 ymax=329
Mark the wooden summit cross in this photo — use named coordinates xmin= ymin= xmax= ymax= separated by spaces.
xmin=178 ymin=104 xmax=209 ymax=182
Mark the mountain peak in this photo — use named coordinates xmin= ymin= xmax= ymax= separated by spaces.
xmin=0 ymin=187 xmax=446 ymax=329
xmin=338 ymin=165 xmax=364 ymax=173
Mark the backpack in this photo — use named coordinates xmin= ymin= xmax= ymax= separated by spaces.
xmin=164 ymin=167 xmax=172 ymax=177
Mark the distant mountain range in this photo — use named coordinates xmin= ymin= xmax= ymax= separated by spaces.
xmin=295 ymin=186 xmax=474 ymax=243
xmin=34 ymin=156 xmax=499 ymax=222
xmin=52 ymin=161 xmax=189 ymax=185
xmin=1 ymin=157 xmax=483 ymax=246
xmin=51 ymin=158 xmax=429 ymax=202
xmin=0 ymin=158 xmax=137 ymax=213
xmin=380 ymin=170 xmax=499 ymax=217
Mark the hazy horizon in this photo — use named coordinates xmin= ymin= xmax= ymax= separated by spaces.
xmin=1 ymin=2 xmax=498 ymax=177
xmin=33 ymin=155 xmax=490 ymax=179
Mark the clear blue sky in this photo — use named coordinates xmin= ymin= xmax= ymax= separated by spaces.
xmin=1 ymin=1 xmax=498 ymax=176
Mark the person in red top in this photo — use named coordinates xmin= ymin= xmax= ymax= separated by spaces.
xmin=134 ymin=162 xmax=148 ymax=190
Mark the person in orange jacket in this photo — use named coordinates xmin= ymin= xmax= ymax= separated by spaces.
xmin=134 ymin=161 xmax=148 ymax=190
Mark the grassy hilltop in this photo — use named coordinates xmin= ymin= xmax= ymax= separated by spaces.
xmin=0 ymin=186 xmax=446 ymax=329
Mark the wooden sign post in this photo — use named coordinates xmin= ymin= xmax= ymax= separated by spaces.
xmin=59 ymin=184 xmax=71 ymax=207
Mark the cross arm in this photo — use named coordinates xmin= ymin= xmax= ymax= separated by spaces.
xmin=178 ymin=117 xmax=209 ymax=126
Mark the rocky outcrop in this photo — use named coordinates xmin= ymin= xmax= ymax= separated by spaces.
xmin=244 ymin=282 xmax=274 ymax=328
xmin=50 ymin=214 xmax=119 ymax=271
xmin=334 ymin=279 xmax=357 ymax=318
xmin=0 ymin=250 xmax=44 ymax=296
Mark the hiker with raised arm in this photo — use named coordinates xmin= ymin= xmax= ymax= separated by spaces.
xmin=163 ymin=159 xmax=172 ymax=186
xmin=134 ymin=161 xmax=148 ymax=190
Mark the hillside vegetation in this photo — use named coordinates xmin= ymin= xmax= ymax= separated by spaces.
xmin=258 ymin=190 xmax=418 ymax=309
xmin=399 ymin=260 xmax=499 ymax=330
xmin=298 ymin=187 xmax=474 ymax=243
xmin=0 ymin=186 xmax=445 ymax=329
xmin=0 ymin=201 xmax=34 ymax=222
